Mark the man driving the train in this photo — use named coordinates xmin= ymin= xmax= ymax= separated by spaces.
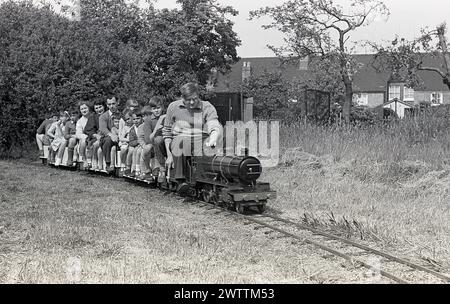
xmin=163 ymin=82 xmax=222 ymax=192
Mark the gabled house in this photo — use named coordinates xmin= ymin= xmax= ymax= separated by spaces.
xmin=352 ymin=55 xmax=450 ymax=112
xmin=213 ymin=54 xmax=450 ymax=119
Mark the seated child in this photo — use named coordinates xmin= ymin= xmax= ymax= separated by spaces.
xmin=36 ymin=113 xmax=58 ymax=157
xmin=138 ymin=106 xmax=154 ymax=181
xmin=149 ymin=97 xmax=167 ymax=183
xmin=119 ymin=99 xmax=139 ymax=132
xmin=139 ymin=97 xmax=167 ymax=182
xmin=83 ymin=100 xmax=105 ymax=169
xmin=125 ymin=110 xmax=143 ymax=177
xmin=119 ymin=110 xmax=132 ymax=173
xmin=109 ymin=114 xmax=121 ymax=168
xmin=62 ymin=110 xmax=79 ymax=166
xmin=47 ymin=111 xmax=70 ymax=166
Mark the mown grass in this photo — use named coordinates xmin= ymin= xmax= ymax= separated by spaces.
xmin=1 ymin=161 xmax=386 ymax=283
xmin=263 ymin=114 xmax=450 ymax=269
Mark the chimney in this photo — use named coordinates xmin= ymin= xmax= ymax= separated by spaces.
xmin=242 ymin=61 xmax=251 ymax=82
xmin=299 ymin=55 xmax=309 ymax=71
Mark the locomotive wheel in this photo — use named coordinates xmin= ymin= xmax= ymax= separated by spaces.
xmin=257 ymin=204 xmax=267 ymax=214
xmin=202 ymin=189 xmax=221 ymax=206
xmin=202 ymin=191 xmax=211 ymax=203
xmin=235 ymin=203 xmax=245 ymax=214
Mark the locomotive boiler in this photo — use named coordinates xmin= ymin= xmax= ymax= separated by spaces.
xmin=186 ymin=154 xmax=277 ymax=213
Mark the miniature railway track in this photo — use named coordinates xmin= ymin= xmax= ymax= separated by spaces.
xmin=189 ymin=200 xmax=450 ymax=284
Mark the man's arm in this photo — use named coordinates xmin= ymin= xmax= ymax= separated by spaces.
xmin=150 ymin=115 xmax=166 ymax=143
xmin=163 ymin=105 xmax=175 ymax=168
xmin=36 ymin=120 xmax=47 ymax=135
xmin=46 ymin=122 xmax=57 ymax=139
xmin=63 ymin=124 xmax=72 ymax=140
xmin=98 ymin=113 xmax=112 ymax=137
xmin=137 ymin=124 xmax=146 ymax=147
xmin=204 ymin=102 xmax=223 ymax=147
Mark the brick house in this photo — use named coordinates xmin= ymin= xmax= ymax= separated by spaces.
xmin=213 ymin=54 xmax=450 ymax=119
xmin=351 ymin=55 xmax=450 ymax=118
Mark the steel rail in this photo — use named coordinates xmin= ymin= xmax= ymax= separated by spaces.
xmin=189 ymin=200 xmax=407 ymax=284
xmin=261 ymin=213 xmax=450 ymax=283
xmin=232 ymin=211 xmax=408 ymax=284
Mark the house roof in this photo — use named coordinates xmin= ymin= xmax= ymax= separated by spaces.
xmin=214 ymin=54 xmax=450 ymax=93
xmin=214 ymin=57 xmax=310 ymax=92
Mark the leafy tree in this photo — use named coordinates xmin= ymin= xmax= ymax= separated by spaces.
xmin=250 ymin=0 xmax=389 ymax=123
xmin=140 ymin=0 xmax=241 ymax=100
xmin=372 ymin=23 xmax=450 ymax=90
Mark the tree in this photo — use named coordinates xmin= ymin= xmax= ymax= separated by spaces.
xmin=372 ymin=23 xmax=450 ymax=90
xmin=250 ymin=0 xmax=389 ymax=123
xmin=140 ymin=0 xmax=241 ymax=100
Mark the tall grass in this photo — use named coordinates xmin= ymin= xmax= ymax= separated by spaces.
xmin=267 ymin=110 xmax=450 ymax=263
xmin=280 ymin=112 xmax=450 ymax=170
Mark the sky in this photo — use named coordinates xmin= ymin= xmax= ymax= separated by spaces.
xmin=153 ymin=0 xmax=450 ymax=58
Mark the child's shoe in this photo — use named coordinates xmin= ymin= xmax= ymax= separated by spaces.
xmin=142 ymin=172 xmax=153 ymax=182
xmin=83 ymin=161 xmax=90 ymax=169
xmin=152 ymin=167 xmax=160 ymax=180
xmin=106 ymin=164 xmax=115 ymax=174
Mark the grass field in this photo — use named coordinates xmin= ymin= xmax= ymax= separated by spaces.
xmin=1 ymin=161 xmax=390 ymax=284
xmin=263 ymin=119 xmax=450 ymax=270
xmin=1 ymin=117 xmax=450 ymax=283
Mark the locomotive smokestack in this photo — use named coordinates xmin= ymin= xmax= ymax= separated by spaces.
xmin=241 ymin=148 xmax=249 ymax=157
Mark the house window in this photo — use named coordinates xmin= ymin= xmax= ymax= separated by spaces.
xmin=389 ymin=85 xmax=401 ymax=100
xmin=404 ymin=87 xmax=415 ymax=101
xmin=431 ymin=92 xmax=443 ymax=105
xmin=354 ymin=93 xmax=369 ymax=106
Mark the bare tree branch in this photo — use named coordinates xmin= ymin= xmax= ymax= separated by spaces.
xmin=418 ymin=66 xmax=446 ymax=78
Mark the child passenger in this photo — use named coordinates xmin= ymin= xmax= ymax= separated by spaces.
xmin=149 ymin=97 xmax=167 ymax=183
xmin=36 ymin=113 xmax=58 ymax=157
xmin=139 ymin=97 xmax=167 ymax=182
xmin=84 ymin=100 xmax=105 ymax=169
xmin=119 ymin=99 xmax=139 ymax=132
xmin=138 ymin=106 xmax=154 ymax=181
xmin=119 ymin=110 xmax=132 ymax=173
xmin=47 ymin=111 xmax=70 ymax=166
xmin=111 ymin=115 xmax=120 ymax=143
xmin=62 ymin=110 xmax=79 ymax=166
xmin=109 ymin=115 xmax=121 ymax=168
xmin=125 ymin=110 xmax=143 ymax=177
